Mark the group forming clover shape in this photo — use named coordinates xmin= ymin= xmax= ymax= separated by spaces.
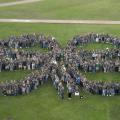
xmin=0 ymin=33 xmax=120 ymax=97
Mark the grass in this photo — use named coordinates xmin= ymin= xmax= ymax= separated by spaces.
xmin=0 ymin=0 xmax=120 ymax=20
xmin=0 ymin=82 xmax=120 ymax=120
xmin=0 ymin=70 xmax=31 ymax=82
xmin=77 ymin=42 xmax=115 ymax=50
xmin=0 ymin=0 xmax=16 ymax=3
xmin=84 ymin=72 xmax=120 ymax=82
xmin=0 ymin=23 xmax=120 ymax=47
xmin=0 ymin=23 xmax=120 ymax=120
xmin=21 ymin=44 xmax=49 ymax=52
xmin=0 ymin=0 xmax=120 ymax=119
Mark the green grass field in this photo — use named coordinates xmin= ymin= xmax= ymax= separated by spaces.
xmin=0 ymin=81 xmax=120 ymax=120
xmin=85 ymin=72 xmax=120 ymax=82
xmin=0 ymin=23 xmax=120 ymax=47
xmin=0 ymin=70 xmax=31 ymax=82
xmin=0 ymin=0 xmax=120 ymax=20
xmin=0 ymin=0 xmax=120 ymax=120
xmin=0 ymin=0 xmax=16 ymax=3
xmin=0 ymin=23 xmax=120 ymax=120
xmin=77 ymin=42 xmax=115 ymax=50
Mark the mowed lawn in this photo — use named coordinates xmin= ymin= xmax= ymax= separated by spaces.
xmin=0 ymin=0 xmax=16 ymax=3
xmin=0 ymin=23 xmax=120 ymax=120
xmin=0 ymin=0 xmax=120 ymax=20
xmin=0 ymin=0 xmax=120 ymax=119
xmin=0 ymin=70 xmax=31 ymax=82
xmin=0 ymin=81 xmax=120 ymax=120
xmin=85 ymin=72 xmax=120 ymax=82
xmin=1 ymin=23 xmax=120 ymax=47
xmin=77 ymin=42 xmax=115 ymax=50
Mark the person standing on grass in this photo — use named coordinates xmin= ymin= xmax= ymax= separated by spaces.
xmin=68 ymin=84 xmax=72 ymax=99
xmin=58 ymin=81 xmax=62 ymax=95
xmin=59 ymin=85 xmax=64 ymax=100
xmin=0 ymin=59 xmax=2 ymax=72
xmin=54 ymin=74 xmax=59 ymax=90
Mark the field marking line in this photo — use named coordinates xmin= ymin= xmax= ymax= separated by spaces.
xmin=0 ymin=19 xmax=120 ymax=25
xmin=0 ymin=0 xmax=43 ymax=7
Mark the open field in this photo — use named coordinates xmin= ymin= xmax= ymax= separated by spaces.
xmin=0 ymin=23 xmax=120 ymax=47
xmin=85 ymin=72 xmax=120 ymax=82
xmin=0 ymin=0 xmax=42 ymax=7
xmin=0 ymin=0 xmax=120 ymax=120
xmin=0 ymin=23 xmax=120 ymax=120
xmin=0 ymin=0 xmax=16 ymax=3
xmin=77 ymin=42 xmax=115 ymax=50
xmin=0 ymin=70 xmax=31 ymax=82
xmin=0 ymin=81 xmax=120 ymax=120
xmin=0 ymin=0 xmax=120 ymax=20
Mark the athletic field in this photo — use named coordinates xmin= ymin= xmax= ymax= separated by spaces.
xmin=0 ymin=0 xmax=120 ymax=120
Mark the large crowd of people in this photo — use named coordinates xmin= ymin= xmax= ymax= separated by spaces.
xmin=0 ymin=33 xmax=120 ymax=98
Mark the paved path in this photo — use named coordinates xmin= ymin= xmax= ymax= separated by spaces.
xmin=0 ymin=0 xmax=43 ymax=7
xmin=0 ymin=19 xmax=120 ymax=25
